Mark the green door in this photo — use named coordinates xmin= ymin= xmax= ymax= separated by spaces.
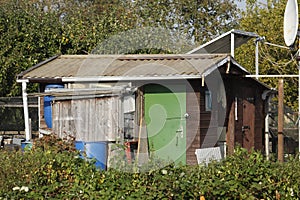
xmin=145 ymin=84 xmax=186 ymax=165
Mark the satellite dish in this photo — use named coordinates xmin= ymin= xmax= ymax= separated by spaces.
xmin=283 ymin=0 xmax=298 ymax=46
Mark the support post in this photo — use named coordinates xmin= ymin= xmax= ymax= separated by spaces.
xmin=230 ymin=32 xmax=235 ymax=57
xmin=255 ymin=40 xmax=259 ymax=79
xmin=21 ymin=80 xmax=31 ymax=141
xmin=278 ymin=79 xmax=284 ymax=162
xmin=265 ymin=96 xmax=270 ymax=160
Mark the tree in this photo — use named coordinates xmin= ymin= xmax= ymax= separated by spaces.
xmin=235 ymin=1 xmax=299 ymax=110
xmin=128 ymin=0 xmax=240 ymax=43
xmin=0 ymin=0 xmax=127 ymax=95
xmin=0 ymin=1 xmax=58 ymax=96
xmin=0 ymin=0 xmax=240 ymax=97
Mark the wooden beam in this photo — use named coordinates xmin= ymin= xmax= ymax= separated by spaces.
xmin=278 ymin=79 xmax=284 ymax=162
xmin=227 ymin=101 xmax=235 ymax=155
xmin=0 ymin=105 xmax=38 ymax=108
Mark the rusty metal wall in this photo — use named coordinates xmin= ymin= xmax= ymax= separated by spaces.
xmin=52 ymin=96 xmax=123 ymax=142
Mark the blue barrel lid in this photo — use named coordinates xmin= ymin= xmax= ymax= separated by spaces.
xmin=45 ymin=84 xmax=64 ymax=91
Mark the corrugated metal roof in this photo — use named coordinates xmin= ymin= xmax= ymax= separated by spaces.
xmin=17 ymin=54 xmax=240 ymax=82
xmin=187 ymin=29 xmax=259 ymax=54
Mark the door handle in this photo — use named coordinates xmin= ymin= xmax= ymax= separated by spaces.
xmin=166 ymin=113 xmax=189 ymax=120
xmin=176 ymin=126 xmax=184 ymax=138
xmin=184 ymin=113 xmax=189 ymax=119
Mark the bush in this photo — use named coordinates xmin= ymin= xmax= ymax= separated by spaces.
xmin=0 ymin=135 xmax=103 ymax=199
xmin=1 ymin=136 xmax=300 ymax=199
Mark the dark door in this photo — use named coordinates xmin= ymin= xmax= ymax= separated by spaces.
xmin=242 ymin=90 xmax=255 ymax=151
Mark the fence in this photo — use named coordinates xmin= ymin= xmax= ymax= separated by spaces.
xmin=0 ymin=97 xmax=38 ymax=135
xmin=269 ymin=99 xmax=299 ymax=154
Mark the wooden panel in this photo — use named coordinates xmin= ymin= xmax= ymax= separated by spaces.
xmin=52 ymin=96 xmax=122 ymax=142
xmin=235 ymin=96 xmax=244 ymax=146
xmin=200 ymin=110 xmax=218 ymax=147
xmin=217 ymin=76 xmax=267 ymax=154
xmin=242 ymin=96 xmax=255 ymax=150
xmin=254 ymin=90 xmax=264 ymax=150
xmin=232 ymin=79 xmax=264 ymax=152
xmin=39 ymin=97 xmax=47 ymax=129
xmin=227 ymin=101 xmax=235 ymax=155
xmin=186 ymin=80 xmax=200 ymax=165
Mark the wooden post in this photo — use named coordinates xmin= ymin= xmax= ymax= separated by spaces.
xmin=227 ymin=101 xmax=235 ymax=155
xmin=136 ymin=87 xmax=149 ymax=165
xmin=278 ymin=79 xmax=284 ymax=162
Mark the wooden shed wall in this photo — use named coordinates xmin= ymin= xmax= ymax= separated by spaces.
xmin=225 ymin=77 xmax=265 ymax=152
xmin=52 ymin=96 xmax=123 ymax=142
xmin=199 ymin=82 xmax=223 ymax=149
xmin=186 ymin=80 xmax=220 ymax=165
xmin=39 ymin=97 xmax=47 ymax=130
xmin=186 ymin=80 xmax=201 ymax=165
xmin=254 ymin=88 xmax=264 ymax=150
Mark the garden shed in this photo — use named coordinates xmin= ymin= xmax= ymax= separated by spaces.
xmin=17 ymin=53 xmax=272 ymax=166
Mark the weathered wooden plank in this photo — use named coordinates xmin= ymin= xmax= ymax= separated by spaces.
xmin=52 ymin=96 xmax=122 ymax=142
xmin=227 ymin=101 xmax=235 ymax=155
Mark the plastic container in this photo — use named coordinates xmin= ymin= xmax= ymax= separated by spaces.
xmin=21 ymin=141 xmax=32 ymax=151
xmin=75 ymin=141 xmax=85 ymax=160
xmin=75 ymin=141 xmax=107 ymax=170
xmin=44 ymin=84 xmax=64 ymax=128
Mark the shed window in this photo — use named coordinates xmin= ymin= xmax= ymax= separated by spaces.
xmin=205 ymin=90 xmax=212 ymax=111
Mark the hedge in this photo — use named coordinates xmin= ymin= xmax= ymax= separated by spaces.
xmin=0 ymin=135 xmax=299 ymax=199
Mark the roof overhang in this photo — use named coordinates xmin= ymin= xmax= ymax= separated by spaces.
xmin=187 ymin=29 xmax=259 ymax=54
xmin=17 ymin=54 xmax=253 ymax=84
xmin=61 ymin=75 xmax=201 ymax=82
xmin=202 ymin=55 xmax=249 ymax=77
xmin=17 ymin=54 xmax=239 ymax=83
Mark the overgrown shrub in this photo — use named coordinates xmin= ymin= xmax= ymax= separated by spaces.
xmin=0 ymin=134 xmax=102 ymax=199
xmin=1 ymin=136 xmax=300 ymax=199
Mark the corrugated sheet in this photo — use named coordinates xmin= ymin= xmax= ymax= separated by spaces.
xmin=187 ymin=29 xmax=259 ymax=54
xmin=52 ymin=96 xmax=123 ymax=142
xmin=18 ymin=54 xmax=230 ymax=81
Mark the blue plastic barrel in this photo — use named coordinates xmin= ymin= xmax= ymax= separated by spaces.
xmin=75 ymin=141 xmax=85 ymax=161
xmin=21 ymin=141 xmax=32 ymax=151
xmin=44 ymin=84 xmax=64 ymax=128
xmin=75 ymin=141 xmax=107 ymax=170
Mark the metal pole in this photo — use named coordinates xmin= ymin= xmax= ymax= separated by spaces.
xmin=21 ymin=81 xmax=31 ymax=141
xmin=264 ymin=41 xmax=290 ymax=49
xmin=265 ymin=96 xmax=270 ymax=160
xmin=278 ymin=79 xmax=284 ymax=162
xmin=255 ymin=40 xmax=259 ymax=79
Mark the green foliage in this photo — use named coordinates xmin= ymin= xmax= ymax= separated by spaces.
xmin=0 ymin=0 xmax=240 ymax=97
xmin=0 ymin=135 xmax=100 ymax=199
xmin=125 ymin=0 xmax=240 ymax=44
xmin=1 ymin=138 xmax=300 ymax=199
xmin=236 ymin=1 xmax=300 ymax=110
xmin=32 ymin=134 xmax=77 ymax=153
